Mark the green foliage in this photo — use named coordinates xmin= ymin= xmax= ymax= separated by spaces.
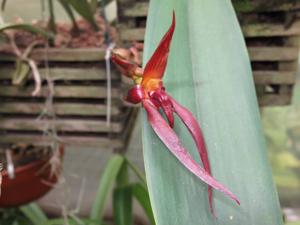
xmin=142 ymin=0 xmax=283 ymax=225
xmin=1 ymin=0 xmax=100 ymax=33
xmin=113 ymin=185 xmax=133 ymax=225
xmin=90 ymin=154 xmax=125 ymax=225
xmin=66 ymin=0 xmax=99 ymax=31
xmin=57 ymin=0 xmax=79 ymax=33
xmin=20 ymin=203 xmax=48 ymax=225
xmin=0 ymin=23 xmax=53 ymax=38
xmin=0 ymin=207 xmax=35 ymax=225
xmin=48 ymin=0 xmax=56 ymax=34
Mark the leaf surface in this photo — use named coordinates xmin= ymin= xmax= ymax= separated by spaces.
xmin=142 ymin=1 xmax=283 ymax=224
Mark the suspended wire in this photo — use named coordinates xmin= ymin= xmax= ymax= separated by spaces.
xmin=101 ymin=0 xmax=115 ymax=127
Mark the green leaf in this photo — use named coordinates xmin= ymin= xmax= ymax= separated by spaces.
xmin=116 ymin=161 xmax=129 ymax=187
xmin=20 ymin=203 xmax=48 ymax=225
xmin=142 ymin=1 xmax=283 ymax=225
xmin=44 ymin=218 xmax=96 ymax=225
xmin=58 ymin=0 xmax=79 ymax=33
xmin=47 ymin=0 xmax=56 ymax=34
xmin=1 ymin=0 xmax=7 ymax=11
xmin=67 ymin=0 xmax=99 ymax=31
xmin=131 ymin=183 xmax=155 ymax=225
xmin=89 ymin=154 xmax=124 ymax=225
xmin=124 ymin=157 xmax=147 ymax=186
xmin=12 ymin=59 xmax=30 ymax=86
xmin=89 ymin=0 xmax=98 ymax=14
xmin=113 ymin=186 xmax=133 ymax=225
xmin=0 ymin=23 xmax=53 ymax=39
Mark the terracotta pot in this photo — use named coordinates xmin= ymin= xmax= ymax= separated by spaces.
xmin=0 ymin=145 xmax=64 ymax=207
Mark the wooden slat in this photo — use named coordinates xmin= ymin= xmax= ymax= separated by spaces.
xmin=123 ymin=2 xmax=148 ymax=17
xmin=109 ymin=45 xmax=299 ymax=63
xmin=248 ymin=47 xmax=299 ymax=61
xmin=0 ymin=118 xmax=123 ymax=133
xmin=258 ymin=94 xmax=291 ymax=106
xmin=0 ymin=67 xmax=119 ymax=80
xmin=234 ymin=2 xmax=300 ymax=13
xmin=243 ymin=21 xmax=300 ymax=37
xmin=253 ymin=71 xmax=296 ymax=84
xmin=119 ymin=23 xmax=300 ymax=44
xmin=120 ymin=2 xmax=300 ymax=17
xmin=119 ymin=28 xmax=145 ymax=41
xmin=0 ymin=134 xmax=123 ymax=148
xmin=0 ymin=86 xmax=120 ymax=98
xmin=0 ymin=48 xmax=107 ymax=62
xmin=0 ymin=103 xmax=121 ymax=116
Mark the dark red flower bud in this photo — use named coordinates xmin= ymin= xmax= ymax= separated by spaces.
xmin=126 ymin=85 xmax=144 ymax=104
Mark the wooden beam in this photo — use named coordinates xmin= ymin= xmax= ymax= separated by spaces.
xmin=258 ymin=94 xmax=291 ymax=106
xmin=0 ymin=102 xmax=121 ymax=116
xmin=253 ymin=71 xmax=296 ymax=84
xmin=119 ymin=28 xmax=145 ymax=41
xmin=107 ymin=45 xmax=299 ymax=62
xmin=0 ymin=48 xmax=107 ymax=62
xmin=0 ymin=118 xmax=124 ymax=133
xmin=243 ymin=21 xmax=300 ymax=37
xmin=0 ymin=134 xmax=123 ymax=148
xmin=0 ymin=67 xmax=119 ymax=81
xmin=234 ymin=2 xmax=300 ymax=13
xmin=119 ymin=22 xmax=300 ymax=44
xmin=123 ymin=2 xmax=148 ymax=17
xmin=248 ymin=47 xmax=299 ymax=61
xmin=0 ymin=86 xmax=120 ymax=98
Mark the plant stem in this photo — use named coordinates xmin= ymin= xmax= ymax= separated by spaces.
xmin=48 ymin=0 xmax=56 ymax=34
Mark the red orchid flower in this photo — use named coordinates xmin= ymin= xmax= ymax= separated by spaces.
xmin=112 ymin=12 xmax=240 ymax=215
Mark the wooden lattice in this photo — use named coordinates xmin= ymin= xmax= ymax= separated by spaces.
xmin=117 ymin=1 xmax=300 ymax=106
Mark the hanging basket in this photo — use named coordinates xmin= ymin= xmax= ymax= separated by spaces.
xmin=0 ymin=48 xmax=136 ymax=150
xmin=0 ymin=145 xmax=64 ymax=207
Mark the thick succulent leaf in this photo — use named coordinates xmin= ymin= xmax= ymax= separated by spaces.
xmin=58 ymin=0 xmax=79 ymax=32
xmin=89 ymin=154 xmax=124 ymax=225
xmin=131 ymin=183 xmax=155 ymax=225
xmin=0 ymin=23 xmax=53 ymax=38
xmin=142 ymin=1 xmax=283 ymax=225
xmin=113 ymin=186 xmax=133 ymax=225
xmin=67 ymin=0 xmax=99 ymax=31
xmin=1 ymin=0 xmax=7 ymax=11
xmin=20 ymin=203 xmax=48 ymax=225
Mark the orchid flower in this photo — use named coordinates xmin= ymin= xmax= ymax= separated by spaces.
xmin=111 ymin=12 xmax=240 ymax=215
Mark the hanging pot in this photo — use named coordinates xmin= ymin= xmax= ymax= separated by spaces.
xmin=0 ymin=145 xmax=64 ymax=207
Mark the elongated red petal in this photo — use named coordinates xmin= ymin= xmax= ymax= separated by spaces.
xmin=169 ymin=96 xmax=214 ymax=215
xmin=143 ymin=99 xmax=240 ymax=205
xmin=142 ymin=12 xmax=175 ymax=85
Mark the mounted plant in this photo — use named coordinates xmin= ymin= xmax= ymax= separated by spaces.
xmin=0 ymin=0 xmax=131 ymax=149
xmin=0 ymin=0 xmax=116 ymax=92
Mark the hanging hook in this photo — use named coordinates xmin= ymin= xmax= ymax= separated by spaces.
xmin=6 ymin=149 xmax=15 ymax=179
xmin=105 ymin=42 xmax=116 ymax=127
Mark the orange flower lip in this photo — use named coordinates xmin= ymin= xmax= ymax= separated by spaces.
xmin=143 ymin=78 xmax=162 ymax=93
